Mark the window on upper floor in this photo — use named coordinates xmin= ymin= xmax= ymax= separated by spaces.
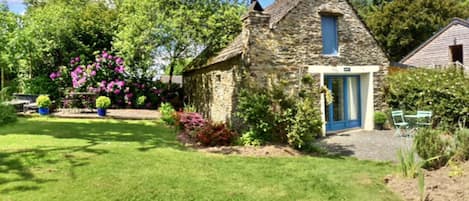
xmin=321 ymin=15 xmax=339 ymax=56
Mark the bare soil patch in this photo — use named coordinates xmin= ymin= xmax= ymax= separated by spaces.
xmin=178 ymin=134 xmax=302 ymax=157
xmin=197 ymin=145 xmax=303 ymax=157
xmin=386 ymin=161 xmax=469 ymax=201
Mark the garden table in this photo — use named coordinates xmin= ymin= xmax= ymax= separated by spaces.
xmin=404 ymin=112 xmax=432 ymax=135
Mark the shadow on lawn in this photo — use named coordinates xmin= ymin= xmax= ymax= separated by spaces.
xmin=0 ymin=118 xmax=183 ymax=194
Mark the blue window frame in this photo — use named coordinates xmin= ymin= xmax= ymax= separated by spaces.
xmin=321 ymin=16 xmax=339 ymax=56
xmin=325 ymin=75 xmax=362 ymax=132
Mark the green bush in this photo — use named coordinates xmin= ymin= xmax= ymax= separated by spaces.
xmin=386 ymin=68 xmax=469 ymax=129
xmin=36 ymin=95 xmax=52 ymax=108
xmin=286 ymin=98 xmax=323 ymax=149
xmin=0 ymin=104 xmax=17 ymax=126
xmin=238 ymin=130 xmax=263 ymax=146
xmin=160 ymin=102 xmax=176 ymax=125
xmin=137 ymin=96 xmax=147 ymax=106
xmin=237 ymin=89 xmax=276 ymax=145
xmin=374 ymin=111 xmax=387 ymax=124
xmin=454 ymin=129 xmax=469 ymax=161
xmin=96 ymin=96 xmax=111 ymax=109
xmin=414 ymin=128 xmax=451 ymax=169
xmin=237 ymin=75 xmax=323 ymax=150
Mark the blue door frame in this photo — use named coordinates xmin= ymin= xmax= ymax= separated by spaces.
xmin=326 ymin=75 xmax=362 ymax=132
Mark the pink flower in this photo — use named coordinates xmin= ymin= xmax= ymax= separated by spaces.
xmin=114 ymin=89 xmax=121 ymax=94
xmin=102 ymin=51 xmax=109 ymax=59
xmin=100 ymin=81 xmax=107 ymax=88
xmin=50 ymin=72 xmax=57 ymax=80
xmin=115 ymin=57 xmax=124 ymax=65
xmin=90 ymin=70 xmax=96 ymax=77
xmin=116 ymin=80 xmax=125 ymax=88
xmin=114 ymin=66 xmax=124 ymax=73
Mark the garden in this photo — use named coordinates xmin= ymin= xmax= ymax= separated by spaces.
xmin=383 ymin=68 xmax=469 ymax=201
xmin=0 ymin=118 xmax=402 ymax=201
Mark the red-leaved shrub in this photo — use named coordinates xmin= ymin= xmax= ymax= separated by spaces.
xmin=196 ymin=122 xmax=238 ymax=147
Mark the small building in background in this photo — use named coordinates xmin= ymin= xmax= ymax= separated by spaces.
xmin=158 ymin=75 xmax=183 ymax=86
xmin=401 ymin=18 xmax=469 ymax=69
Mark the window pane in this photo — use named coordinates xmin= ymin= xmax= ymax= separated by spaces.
xmin=321 ymin=16 xmax=338 ymax=55
xmin=347 ymin=77 xmax=360 ymax=120
xmin=331 ymin=78 xmax=344 ymax=121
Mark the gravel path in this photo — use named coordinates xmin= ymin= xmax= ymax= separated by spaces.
xmin=317 ymin=130 xmax=414 ymax=162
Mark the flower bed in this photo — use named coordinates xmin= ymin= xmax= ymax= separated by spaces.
xmin=50 ymin=51 xmax=182 ymax=109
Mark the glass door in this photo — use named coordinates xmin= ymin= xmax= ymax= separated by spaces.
xmin=325 ymin=76 xmax=362 ymax=131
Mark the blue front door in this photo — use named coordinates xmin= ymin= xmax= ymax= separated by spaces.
xmin=325 ymin=76 xmax=362 ymax=132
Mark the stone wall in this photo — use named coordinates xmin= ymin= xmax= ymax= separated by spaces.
xmin=184 ymin=0 xmax=391 ymax=128
xmin=183 ymin=56 xmax=244 ymax=126
xmin=246 ymin=0 xmax=389 ymax=110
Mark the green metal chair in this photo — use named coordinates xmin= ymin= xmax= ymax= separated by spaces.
xmin=391 ymin=110 xmax=409 ymax=136
xmin=416 ymin=111 xmax=432 ymax=127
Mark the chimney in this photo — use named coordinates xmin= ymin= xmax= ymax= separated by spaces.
xmin=242 ymin=0 xmax=270 ymax=29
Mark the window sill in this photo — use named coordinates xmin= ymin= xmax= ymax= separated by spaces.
xmin=322 ymin=54 xmax=340 ymax=57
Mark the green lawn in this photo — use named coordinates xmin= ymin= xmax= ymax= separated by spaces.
xmin=0 ymin=118 xmax=401 ymax=201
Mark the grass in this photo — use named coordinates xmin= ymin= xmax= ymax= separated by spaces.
xmin=0 ymin=118 xmax=401 ymax=201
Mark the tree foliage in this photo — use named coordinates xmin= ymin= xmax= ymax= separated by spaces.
xmin=0 ymin=4 xmax=19 ymax=96
xmin=114 ymin=0 xmax=245 ymax=79
xmin=352 ymin=0 xmax=469 ymax=61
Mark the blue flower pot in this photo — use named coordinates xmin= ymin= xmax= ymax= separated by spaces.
xmin=97 ymin=108 xmax=107 ymax=117
xmin=38 ymin=107 xmax=49 ymax=115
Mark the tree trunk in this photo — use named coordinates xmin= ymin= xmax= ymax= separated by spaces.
xmin=1 ymin=67 xmax=4 ymax=101
xmin=0 ymin=68 xmax=5 ymax=91
xmin=168 ymin=62 xmax=174 ymax=90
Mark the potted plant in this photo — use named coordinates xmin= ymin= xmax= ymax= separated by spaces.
xmin=96 ymin=96 xmax=111 ymax=117
xmin=36 ymin=95 xmax=51 ymax=115
xmin=137 ymin=95 xmax=147 ymax=109
xmin=374 ymin=111 xmax=387 ymax=130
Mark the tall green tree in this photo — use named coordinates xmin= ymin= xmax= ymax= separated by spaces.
xmin=18 ymin=0 xmax=117 ymax=96
xmin=114 ymin=0 xmax=245 ymax=83
xmin=362 ymin=0 xmax=469 ymax=61
xmin=0 ymin=4 xmax=19 ymax=98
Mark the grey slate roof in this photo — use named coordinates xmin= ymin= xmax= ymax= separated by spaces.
xmin=264 ymin=0 xmax=301 ymax=27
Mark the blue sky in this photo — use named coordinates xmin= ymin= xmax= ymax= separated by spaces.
xmin=259 ymin=0 xmax=275 ymax=7
xmin=4 ymin=0 xmax=276 ymax=15
xmin=4 ymin=0 xmax=26 ymax=14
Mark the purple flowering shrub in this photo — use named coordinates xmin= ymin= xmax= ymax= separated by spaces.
xmin=176 ymin=112 xmax=207 ymax=138
xmin=50 ymin=50 xmax=178 ymax=109
xmin=175 ymin=112 xmax=239 ymax=146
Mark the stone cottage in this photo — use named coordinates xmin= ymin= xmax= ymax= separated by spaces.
xmin=183 ymin=0 xmax=389 ymax=135
xmin=401 ymin=18 xmax=469 ymax=69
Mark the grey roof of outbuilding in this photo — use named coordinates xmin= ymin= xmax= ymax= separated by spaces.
xmin=400 ymin=18 xmax=469 ymax=63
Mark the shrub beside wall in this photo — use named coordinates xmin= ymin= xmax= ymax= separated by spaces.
xmin=236 ymin=74 xmax=323 ymax=150
xmin=0 ymin=104 xmax=17 ymax=126
xmin=386 ymin=68 xmax=469 ymax=129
